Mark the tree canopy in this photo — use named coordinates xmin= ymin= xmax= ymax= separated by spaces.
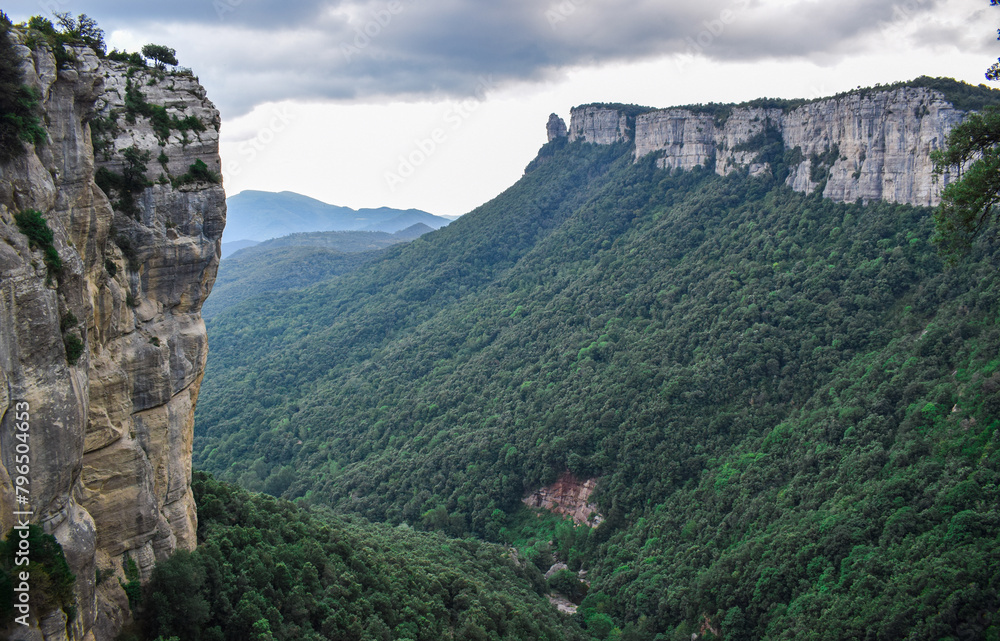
xmin=932 ymin=106 xmax=1000 ymax=260
xmin=141 ymin=43 xmax=178 ymax=68
xmin=53 ymin=12 xmax=105 ymax=55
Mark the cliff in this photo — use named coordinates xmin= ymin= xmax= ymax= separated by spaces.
xmin=0 ymin=33 xmax=223 ymax=641
xmin=559 ymin=83 xmax=981 ymax=207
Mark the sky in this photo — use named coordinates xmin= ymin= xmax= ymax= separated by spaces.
xmin=7 ymin=0 xmax=998 ymax=217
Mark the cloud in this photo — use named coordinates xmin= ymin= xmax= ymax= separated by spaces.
xmin=18 ymin=0 xmax=327 ymax=28
xmin=13 ymin=0 xmax=969 ymax=116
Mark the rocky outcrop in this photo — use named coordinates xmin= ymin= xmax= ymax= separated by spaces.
xmin=565 ymin=86 xmax=970 ymax=207
xmin=546 ymin=113 xmax=568 ymax=142
xmin=0 ymin=34 xmax=223 ymax=641
xmin=523 ymin=472 xmax=603 ymax=527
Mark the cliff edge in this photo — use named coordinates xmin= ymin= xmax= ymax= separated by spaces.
xmin=0 ymin=31 xmax=224 ymax=641
xmin=549 ymin=80 xmax=998 ymax=207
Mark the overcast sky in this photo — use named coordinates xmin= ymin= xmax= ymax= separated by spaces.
xmin=7 ymin=0 xmax=997 ymax=218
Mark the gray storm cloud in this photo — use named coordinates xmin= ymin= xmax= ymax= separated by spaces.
xmin=12 ymin=0 xmax=946 ymax=115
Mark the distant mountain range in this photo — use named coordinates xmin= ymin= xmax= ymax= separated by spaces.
xmin=221 ymin=190 xmax=452 ymax=245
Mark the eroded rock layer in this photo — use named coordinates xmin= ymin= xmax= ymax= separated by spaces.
xmin=523 ymin=472 xmax=603 ymax=527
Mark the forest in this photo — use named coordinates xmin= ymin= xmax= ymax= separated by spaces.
xmin=192 ymin=125 xmax=1000 ymax=638
xmin=114 ymin=473 xmax=587 ymax=641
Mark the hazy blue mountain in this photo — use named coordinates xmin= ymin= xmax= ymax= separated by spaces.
xmin=219 ymin=239 xmax=259 ymax=259
xmin=222 ymin=190 xmax=451 ymax=242
xmin=391 ymin=222 xmax=435 ymax=239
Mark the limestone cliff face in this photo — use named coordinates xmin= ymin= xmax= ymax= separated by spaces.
xmin=566 ymin=87 xmax=967 ymax=207
xmin=0 ymin=35 xmax=223 ymax=641
xmin=778 ymin=88 xmax=962 ymax=206
xmin=546 ymin=113 xmax=568 ymax=142
xmin=568 ymin=106 xmax=629 ymax=145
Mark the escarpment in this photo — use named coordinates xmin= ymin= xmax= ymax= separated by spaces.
xmin=557 ymin=82 xmax=981 ymax=207
xmin=0 ymin=33 xmax=223 ymax=641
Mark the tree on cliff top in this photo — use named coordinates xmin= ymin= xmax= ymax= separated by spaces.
xmin=53 ymin=12 xmax=105 ymax=56
xmin=141 ymin=43 xmax=178 ymax=69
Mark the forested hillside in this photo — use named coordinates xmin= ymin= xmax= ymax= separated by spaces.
xmin=203 ymin=228 xmax=432 ymax=319
xmin=195 ymin=135 xmax=1000 ymax=638
xmin=123 ymin=473 xmax=586 ymax=641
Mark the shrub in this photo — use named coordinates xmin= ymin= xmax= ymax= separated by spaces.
xmin=53 ymin=12 xmax=106 ymax=56
xmin=173 ymin=159 xmax=219 ymax=186
xmin=547 ymin=568 xmax=588 ymax=603
xmin=14 ymin=209 xmax=54 ymax=249
xmin=0 ymin=17 xmax=47 ymax=161
xmin=64 ymin=333 xmax=84 ymax=365
xmin=96 ymin=146 xmax=151 ymax=218
xmin=141 ymin=44 xmax=177 ymax=69
xmin=120 ymin=554 xmax=142 ymax=612
xmin=0 ymin=525 xmax=76 ymax=627
xmin=59 ymin=311 xmax=78 ymax=333
xmin=106 ymin=48 xmax=145 ymax=67
xmin=14 ymin=209 xmax=61 ymax=279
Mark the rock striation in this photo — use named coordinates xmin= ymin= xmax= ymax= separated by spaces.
xmin=0 ymin=34 xmax=223 ymax=641
xmin=565 ymin=86 xmax=970 ymax=207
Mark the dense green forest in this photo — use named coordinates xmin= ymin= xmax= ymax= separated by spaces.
xmin=121 ymin=473 xmax=587 ymax=641
xmin=195 ymin=127 xmax=1000 ymax=637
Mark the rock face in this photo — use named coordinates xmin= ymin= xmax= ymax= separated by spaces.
xmin=523 ymin=472 xmax=603 ymax=527
xmin=565 ymin=86 xmax=968 ymax=207
xmin=568 ymin=106 xmax=629 ymax=145
xmin=546 ymin=113 xmax=568 ymax=142
xmin=0 ymin=35 xmax=223 ymax=641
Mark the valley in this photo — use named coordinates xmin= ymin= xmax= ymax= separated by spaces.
xmin=1 ymin=9 xmax=999 ymax=641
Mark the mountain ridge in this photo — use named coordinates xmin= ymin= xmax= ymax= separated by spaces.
xmin=548 ymin=76 xmax=1000 ymax=208
xmin=205 ymin=225 xmax=438 ymax=319
xmin=223 ymin=190 xmax=451 ymax=242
